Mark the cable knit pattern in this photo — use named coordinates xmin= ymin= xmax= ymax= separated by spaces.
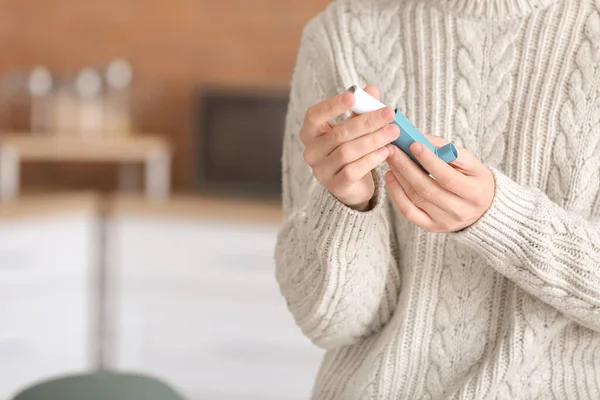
xmin=425 ymin=17 xmax=522 ymax=399
xmin=427 ymin=19 xmax=488 ymax=395
xmin=453 ymin=20 xmax=485 ymax=154
xmin=549 ymin=0 xmax=600 ymax=214
xmin=483 ymin=21 xmax=521 ymax=168
xmin=346 ymin=0 xmax=405 ymax=105
xmin=274 ymin=0 xmax=600 ymax=398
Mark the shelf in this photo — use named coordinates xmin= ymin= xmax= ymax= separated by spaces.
xmin=0 ymin=134 xmax=172 ymax=201
xmin=0 ymin=134 xmax=171 ymax=162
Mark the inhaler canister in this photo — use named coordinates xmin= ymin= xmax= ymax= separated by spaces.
xmin=346 ymin=85 xmax=458 ymax=169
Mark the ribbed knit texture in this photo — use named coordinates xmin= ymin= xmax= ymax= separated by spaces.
xmin=274 ymin=0 xmax=600 ymax=398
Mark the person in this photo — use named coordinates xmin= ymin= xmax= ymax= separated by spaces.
xmin=274 ymin=0 xmax=600 ymax=398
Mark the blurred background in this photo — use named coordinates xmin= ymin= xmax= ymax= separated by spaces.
xmin=0 ymin=1 xmax=330 ymax=399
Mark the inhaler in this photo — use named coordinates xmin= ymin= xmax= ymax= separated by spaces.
xmin=347 ymin=85 xmax=457 ymax=173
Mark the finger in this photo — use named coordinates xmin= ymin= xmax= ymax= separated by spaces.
xmin=304 ymin=91 xmax=355 ymax=137
xmin=422 ymin=133 xmax=450 ymax=148
xmin=319 ymin=107 xmax=396 ymax=155
xmin=420 ymin=133 xmax=468 ymax=164
xmin=409 ymin=142 xmax=468 ymax=195
xmin=419 ymin=133 xmax=485 ymax=176
xmin=387 ymin=145 xmax=464 ymax=214
xmin=364 ymin=85 xmax=381 ymax=100
xmin=332 ymin=146 xmax=390 ymax=186
xmin=351 ymin=85 xmax=381 ymax=118
xmin=323 ymin=124 xmax=400 ymax=175
xmin=445 ymin=147 xmax=487 ymax=177
xmin=390 ymin=159 xmax=448 ymax=220
xmin=385 ymin=170 xmax=434 ymax=229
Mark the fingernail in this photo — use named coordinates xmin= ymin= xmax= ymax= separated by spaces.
xmin=387 ymin=144 xmax=396 ymax=156
xmin=379 ymin=146 xmax=390 ymax=158
xmin=412 ymin=143 xmax=423 ymax=155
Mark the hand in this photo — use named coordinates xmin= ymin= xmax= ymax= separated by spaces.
xmin=384 ymin=135 xmax=495 ymax=232
xmin=300 ymin=86 xmax=400 ymax=211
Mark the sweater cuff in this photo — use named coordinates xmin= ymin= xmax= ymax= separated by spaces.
xmin=308 ymin=169 xmax=389 ymax=246
xmin=452 ymin=167 xmax=544 ymax=263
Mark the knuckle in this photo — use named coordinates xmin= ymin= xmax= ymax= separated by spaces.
xmin=339 ymin=165 xmax=357 ymax=183
xmin=304 ymin=108 xmax=318 ymax=127
xmin=379 ymin=126 xmax=395 ymax=142
xmin=473 ymin=198 xmax=486 ymax=209
xmin=403 ymin=207 xmax=419 ymax=222
xmin=366 ymin=151 xmax=379 ymax=166
xmin=447 ymin=206 xmax=463 ymax=220
xmin=417 ymin=183 xmax=437 ymax=200
xmin=362 ymin=115 xmax=374 ymax=132
xmin=444 ymin=175 xmax=459 ymax=192
xmin=365 ymin=112 xmax=380 ymax=132
xmin=368 ymin=149 xmax=386 ymax=166
xmin=424 ymin=187 xmax=438 ymax=200
xmin=394 ymin=158 xmax=409 ymax=174
xmin=470 ymin=187 xmax=487 ymax=207
xmin=475 ymin=196 xmax=487 ymax=208
xmin=365 ymin=131 xmax=382 ymax=150
xmin=336 ymin=144 xmax=354 ymax=165
xmin=408 ymin=184 xmax=427 ymax=204
xmin=331 ymin=126 xmax=347 ymax=144
xmin=302 ymin=150 xmax=309 ymax=164
xmin=299 ymin=129 xmax=307 ymax=144
xmin=402 ymin=184 xmax=417 ymax=201
xmin=412 ymin=194 xmax=426 ymax=206
xmin=302 ymin=149 xmax=315 ymax=166
xmin=474 ymin=193 xmax=489 ymax=208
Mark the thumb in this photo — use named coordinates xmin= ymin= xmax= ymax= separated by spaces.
xmin=363 ymin=85 xmax=381 ymax=100
xmin=351 ymin=85 xmax=382 ymax=118
xmin=421 ymin=132 xmax=482 ymax=172
xmin=422 ymin=132 xmax=449 ymax=147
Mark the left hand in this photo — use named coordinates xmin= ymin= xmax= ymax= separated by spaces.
xmin=384 ymin=135 xmax=495 ymax=233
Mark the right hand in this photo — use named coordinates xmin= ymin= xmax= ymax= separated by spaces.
xmin=300 ymin=86 xmax=400 ymax=211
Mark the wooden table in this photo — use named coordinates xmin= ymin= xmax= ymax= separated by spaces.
xmin=0 ymin=134 xmax=172 ymax=201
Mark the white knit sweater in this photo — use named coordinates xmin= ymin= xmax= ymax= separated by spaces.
xmin=274 ymin=0 xmax=600 ymax=398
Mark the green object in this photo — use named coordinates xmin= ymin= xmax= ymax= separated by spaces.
xmin=12 ymin=372 xmax=186 ymax=400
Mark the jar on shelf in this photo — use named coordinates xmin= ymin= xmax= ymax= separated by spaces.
xmin=104 ymin=58 xmax=133 ymax=136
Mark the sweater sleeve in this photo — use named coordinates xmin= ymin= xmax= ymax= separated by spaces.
xmin=274 ymin=18 xmax=401 ymax=350
xmin=453 ymin=167 xmax=600 ymax=332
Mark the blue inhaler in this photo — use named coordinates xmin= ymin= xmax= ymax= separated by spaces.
xmin=347 ymin=85 xmax=457 ymax=173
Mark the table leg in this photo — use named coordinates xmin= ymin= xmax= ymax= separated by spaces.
xmin=0 ymin=146 xmax=19 ymax=202
xmin=145 ymin=150 xmax=171 ymax=199
xmin=118 ymin=163 xmax=140 ymax=193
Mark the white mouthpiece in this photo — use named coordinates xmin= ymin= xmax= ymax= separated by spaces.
xmin=347 ymin=85 xmax=387 ymax=115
